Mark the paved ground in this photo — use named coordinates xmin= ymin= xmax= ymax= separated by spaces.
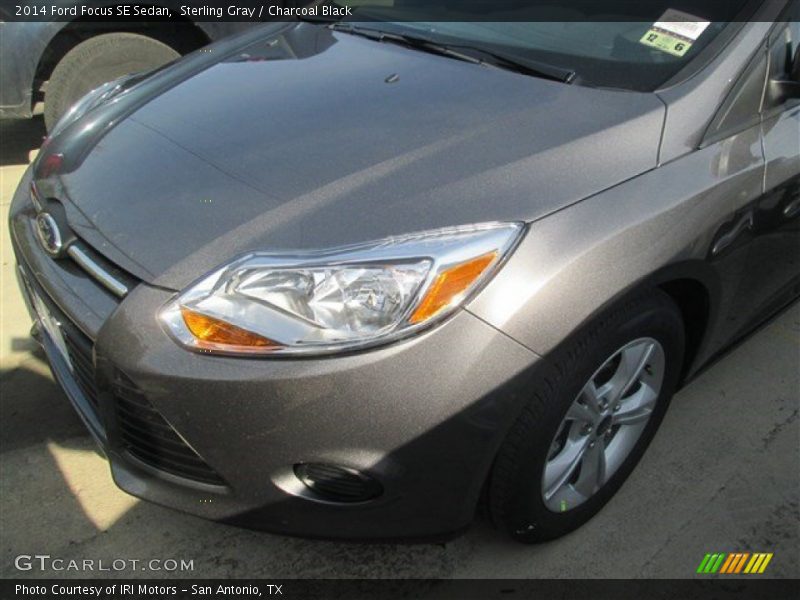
xmin=1 ymin=119 xmax=798 ymax=580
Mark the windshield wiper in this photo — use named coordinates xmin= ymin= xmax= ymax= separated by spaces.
xmin=330 ymin=24 xmax=576 ymax=84
xmin=330 ymin=24 xmax=484 ymax=66
xmin=448 ymin=45 xmax=576 ymax=84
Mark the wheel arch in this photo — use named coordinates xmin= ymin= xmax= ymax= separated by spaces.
xmin=528 ymin=259 xmax=721 ymax=387
xmin=638 ymin=261 xmax=721 ymax=384
xmin=476 ymin=260 xmax=721 ymax=521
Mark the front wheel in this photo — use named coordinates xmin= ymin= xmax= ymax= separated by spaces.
xmin=489 ymin=290 xmax=685 ymax=543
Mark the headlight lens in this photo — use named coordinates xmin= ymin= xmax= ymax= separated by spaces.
xmin=161 ymin=222 xmax=524 ymax=356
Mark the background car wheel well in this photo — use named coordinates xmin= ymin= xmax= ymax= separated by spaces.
xmin=33 ymin=16 xmax=210 ymax=109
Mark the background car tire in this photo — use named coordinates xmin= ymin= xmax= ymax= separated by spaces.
xmin=44 ymin=33 xmax=180 ymax=132
xmin=489 ymin=289 xmax=685 ymax=543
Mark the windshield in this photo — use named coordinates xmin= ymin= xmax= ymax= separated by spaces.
xmin=337 ymin=1 xmax=753 ymax=91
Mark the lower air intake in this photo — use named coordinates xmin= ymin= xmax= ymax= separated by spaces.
xmin=112 ymin=371 xmax=226 ymax=487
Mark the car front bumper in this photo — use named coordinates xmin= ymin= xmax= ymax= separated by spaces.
xmin=10 ymin=168 xmax=541 ymax=540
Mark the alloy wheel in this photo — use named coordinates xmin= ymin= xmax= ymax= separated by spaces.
xmin=541 ymin=337 xmax=666 ymax=512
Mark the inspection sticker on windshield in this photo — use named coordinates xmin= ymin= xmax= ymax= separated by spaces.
xmin=640 ymin=9 xmax=711 ymax=57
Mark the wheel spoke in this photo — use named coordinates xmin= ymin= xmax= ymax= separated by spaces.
xmin=543 ymin=437 xmax=589 ymax=500
xmin=612 ymin=385 xmax=658 ymax=426
xmin=608 ymin=340 xmax=655 ymax=404
xmin=573 ymin=439 xmax=607 ymax=499
xmin=579 ymin=380 xmax=604 ymax=415
xmin=566 ymin=399 xmax=596 ymax=425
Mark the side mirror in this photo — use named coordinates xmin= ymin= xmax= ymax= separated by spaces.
xmin=769 ymin=45 xmax=800 ymax=102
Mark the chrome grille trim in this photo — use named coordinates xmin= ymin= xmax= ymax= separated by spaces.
xmin=67 ymin=245 xmax=129 ymax=298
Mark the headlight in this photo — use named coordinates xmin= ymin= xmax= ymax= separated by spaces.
xmin=161 ymin=222 xmax=524 ymax=356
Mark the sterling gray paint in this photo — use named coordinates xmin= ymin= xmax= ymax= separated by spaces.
xmin=52 ymin=25 xmax=664 ymax=289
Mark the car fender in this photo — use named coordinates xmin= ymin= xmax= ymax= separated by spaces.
xmin=468 ymin=125 xmax=765 ymax=377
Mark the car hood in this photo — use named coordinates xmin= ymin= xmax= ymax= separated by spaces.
xmin=44 ymin=23 xmax=665 ymax=290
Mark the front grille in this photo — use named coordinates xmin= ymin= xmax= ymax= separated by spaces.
xmin=29 ymin=184 xmax=135 ymax=299
xmin=17 ymin=258 xmax=105 ymax=440
xmin=112 ymin=373 xmax=225 ymax=486
xmin=62 ymin=326 xmax=99 ymax=411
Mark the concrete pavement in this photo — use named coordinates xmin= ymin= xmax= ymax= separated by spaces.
xmin=0 ymin=119 xmax=798 ymax=580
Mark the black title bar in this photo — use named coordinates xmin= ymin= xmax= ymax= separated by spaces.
xmin=1 ymin=1 xmax=795 ymax=23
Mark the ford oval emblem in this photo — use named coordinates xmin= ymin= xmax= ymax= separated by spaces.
xmin=35 ymin=212 xmax=63 ymax=257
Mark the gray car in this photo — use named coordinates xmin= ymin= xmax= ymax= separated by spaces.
xmin=8 ymin=1 xmax=800 ymax=543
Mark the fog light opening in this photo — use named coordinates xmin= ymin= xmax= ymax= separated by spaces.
xmin=293 ymin=463 xmax=382 ymax=503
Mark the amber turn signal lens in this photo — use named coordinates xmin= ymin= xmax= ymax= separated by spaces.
xmin=409 ymin=252 xmax=497 ymax=324
xmin=181 ymin=308 xmax=277 ymax=348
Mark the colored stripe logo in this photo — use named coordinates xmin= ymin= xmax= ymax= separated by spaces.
xmin=696 ymin=552 xmax=773 ymax=574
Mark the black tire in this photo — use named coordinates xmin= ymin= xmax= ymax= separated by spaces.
xmin=489 ymin=289 xmax=685 ymax=543
xmin=44 ymin=33 xmax=180 ymax=132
